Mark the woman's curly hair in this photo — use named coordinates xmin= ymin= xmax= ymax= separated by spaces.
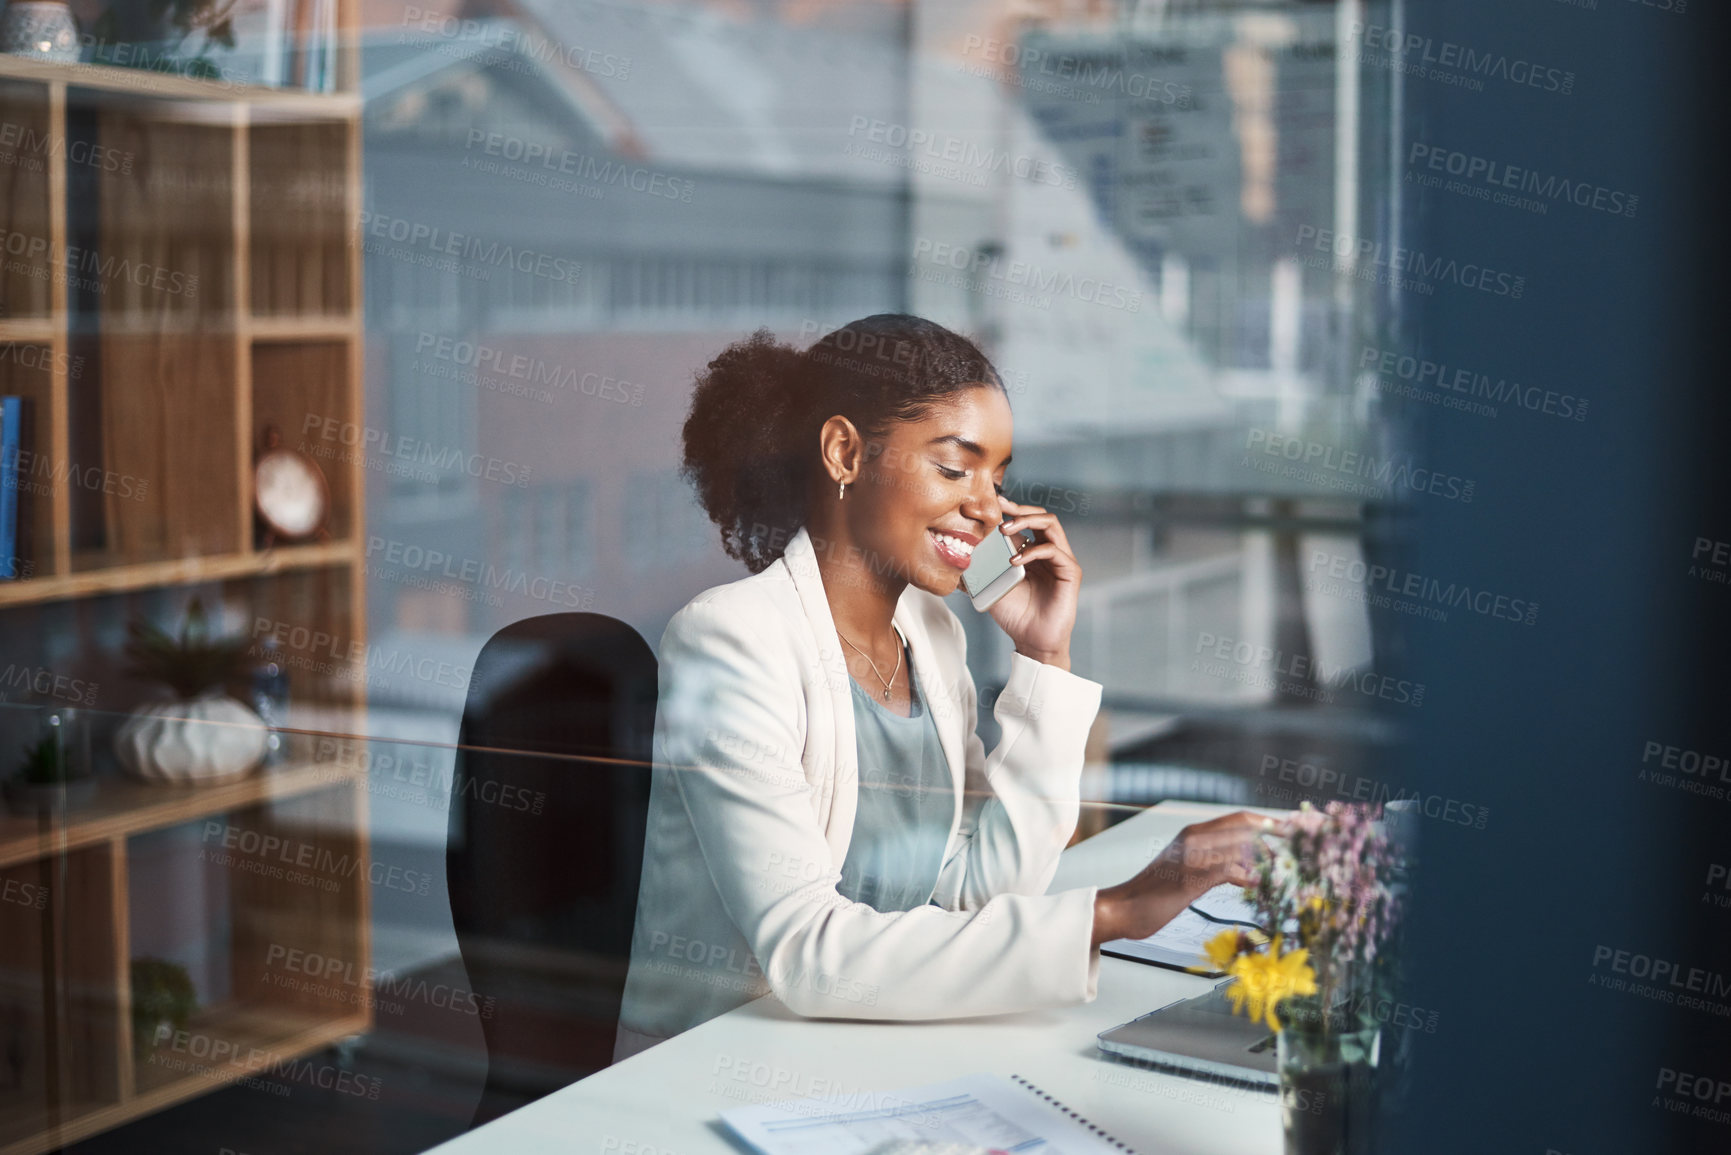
xmin=681 ymin=314 xmax=1004 ymax=573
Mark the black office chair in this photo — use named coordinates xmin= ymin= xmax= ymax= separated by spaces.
xmin=446 ymin=613 xmax=656 ymax=1126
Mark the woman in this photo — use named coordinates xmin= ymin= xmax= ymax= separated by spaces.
xmin=615 ymin=314 xmax=1277 ymax=1060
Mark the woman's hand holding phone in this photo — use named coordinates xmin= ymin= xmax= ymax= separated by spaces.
xmin=984 ymin=496 xmax=1082 ymax=671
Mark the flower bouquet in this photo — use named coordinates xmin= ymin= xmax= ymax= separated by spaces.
xmin=1200 ymin=802 xmax=1405 ymax=1155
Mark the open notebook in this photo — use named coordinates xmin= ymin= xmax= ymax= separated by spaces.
xmin=1101 ymin=883 xmax=1266 ymax=975
xmin=721 ymin=1072 xmax=1135 ymax=1155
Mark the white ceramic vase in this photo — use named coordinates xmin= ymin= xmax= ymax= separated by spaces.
xmin=115 ymin=694 xmax=269 ymax=785
xmin=0 ymin=2 xmax=80 ymax=62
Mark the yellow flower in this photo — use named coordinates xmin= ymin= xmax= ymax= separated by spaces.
xmin=1221 ymin=937 xmax=1318 ymax=1032
xmin=1196 ymin=929 xmax=1244 ymax=974
xmin=1192 ymin=929 xmax=1276 ymax=976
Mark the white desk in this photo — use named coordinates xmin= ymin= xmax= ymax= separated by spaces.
xmin=428 ymin=800 xmax=1288 ymax=1155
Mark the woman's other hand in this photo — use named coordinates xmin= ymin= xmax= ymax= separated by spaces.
xmin=987 ymin=496 xmax=1081 ymax=671
xmin=1090 ymin=811 xmax=1290 ymax=948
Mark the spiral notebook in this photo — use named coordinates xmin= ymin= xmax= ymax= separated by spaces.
xmin=719 ymin=1072 xmax=1136 ymax=1155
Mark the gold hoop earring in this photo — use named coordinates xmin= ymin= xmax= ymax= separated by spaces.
xmin=838 ymin=481 xmax=847 ymax=501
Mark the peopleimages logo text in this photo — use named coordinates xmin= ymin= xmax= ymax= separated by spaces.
xmin=402 ymin=6 xmax=631 ymax=78
xmin=1591 ymin=946 xmax=1731 ymax=1001
xmin=251 ymin=617 xmax=472 ymax=692
xmin=960 ymin=36 xmax=1196 ymax=106
xmin=911 ymin=238 xmax=1142 ymax=312
xmin=412 ymin=333 xmax=643 ymax=405
xmin=364 ymin=536 xmax=594 ymax=610
xmin=1349 ymin=22 xmax=1575 ymax=94
xmin=1359 ymin=344 xmax=1588 ymax=422
xmin=0 ymin=228 xmax=198 ymax=296
xmin=301 ymin=415 xmax=531 ymax=488
xmin=0 ymin=662 xmax=99 ymax=705
xmin=0 ymin=121 xmax=132 ymax=172
xmin=356 ymin=211 xmax=581 ymax=283
xmin=1198 ymin=634 xmax=1426 ymax=707
xmin=1295 ymin=224 xmax=1524 ymax=298
xmin=1408 ymin=143 xmax=1637 ymax=218
xmin=1307 ymin=551 xmax=1540 ymax=626
xmin=846 ymin=117 xmax=1079 ymax=190
xmin=1244 ymin=429 xmax=1475 ymax=503
xmin=464 ymin=130 xmax=694 ymax=203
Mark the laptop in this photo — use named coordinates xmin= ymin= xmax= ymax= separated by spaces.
xmin=1096 ymin=980 xmax=1279 ymax=1089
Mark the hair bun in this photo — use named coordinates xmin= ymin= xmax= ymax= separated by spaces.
xmin=681 ymin=329 xmax=810 ymax=573
xmin=681 ymin=316 xmax=1003 ymax=573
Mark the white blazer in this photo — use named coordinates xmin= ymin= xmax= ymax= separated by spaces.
xmin=615 ymin=525 xmax=1105 ymax=1060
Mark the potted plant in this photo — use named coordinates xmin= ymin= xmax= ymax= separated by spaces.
xmin=114 ymin=598 xmax=269 ymax=786
xmin=130 ymin=957 xmax=197 ymax=1064
xmin=1199 ymin=802 xmax=1405 ymax=1155
xmin=2 ymin=715 xmax=96 ymax=814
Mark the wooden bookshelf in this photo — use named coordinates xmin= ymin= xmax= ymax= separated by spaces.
xmin=0 ymin=763 xmax=373 ymax=1155
xmin=0 ymin=11 xmax=370 ymax=1150
xmin=0 ymin=758 xmax=363 ymax=871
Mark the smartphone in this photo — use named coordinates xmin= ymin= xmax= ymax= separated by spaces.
xmin=960 ymin=524 xmax=1027 ymax=611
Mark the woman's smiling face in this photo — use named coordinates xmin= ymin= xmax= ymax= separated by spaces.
xmin=842 ymin=384 xmax=1014 ymax=598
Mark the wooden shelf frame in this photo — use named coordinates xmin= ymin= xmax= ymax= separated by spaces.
xmin=0 ymin=539 xmax=359 ymax=608
xmin=246 ymin=314 xmax=362 ymax=341
xmin=0 ymin=42 xmax=360 ymax=113
xmin=0 ymin=321 xmax=55 ymax=343
xmin=0 ymin=762 xmax=370 ymax=1155
xmin=0 ymin=758 xmax=363 ymax=870
xmin=9 ymin=1009 xmax=370 ymax=1155
xmin=0 ymin=13 xmax=372 ymax=1151
xmin=0 ymin=48 xmax=369 ymax=595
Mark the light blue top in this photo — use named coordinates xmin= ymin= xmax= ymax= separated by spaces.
xmin=836 ymin=637 xmax=954 ymax=913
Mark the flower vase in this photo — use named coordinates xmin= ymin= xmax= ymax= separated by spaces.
xmin=114 ymin=693 xmax=269 ymax=785
xmin=1277 ymin=1022 xmax=1381 ymax=1155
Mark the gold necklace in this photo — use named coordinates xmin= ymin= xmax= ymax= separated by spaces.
xmin=838 ymin=625 xmax=905 ymax=701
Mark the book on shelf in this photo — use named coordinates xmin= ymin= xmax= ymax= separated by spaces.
xmin=258 ymin=0 xmax=290 ymax=86
xmin=286 ymin=0 xmax=338 ymax=93
xmin=240 ymin=0 xmax=338 ymax=92
xmin=1 ymin=395 xmax=31 ymax=581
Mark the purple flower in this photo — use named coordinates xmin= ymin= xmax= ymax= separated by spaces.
xmin=1240 ymin=801 xmax=1404 ymax=1015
